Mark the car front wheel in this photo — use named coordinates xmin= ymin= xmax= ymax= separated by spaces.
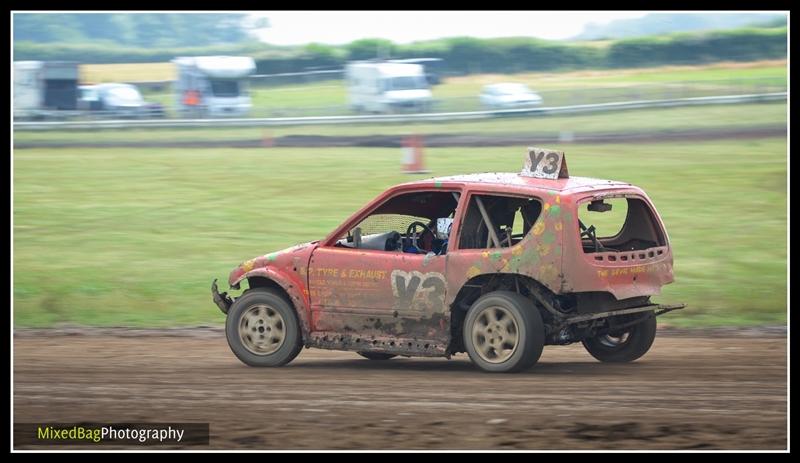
xmin=225 ymin=288 xmax=303 ymax=367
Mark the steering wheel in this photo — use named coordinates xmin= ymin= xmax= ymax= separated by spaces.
xmin=406 ymin=221 xmax=435 ymax=252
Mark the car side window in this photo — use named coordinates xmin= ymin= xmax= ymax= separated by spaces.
xmin=458 ymin=194 xmax=542 ymax=249
xmin=334 ymin=191 xmax=460 ymax=254
xmin=356 ymin=214 xmax=432 ymax=236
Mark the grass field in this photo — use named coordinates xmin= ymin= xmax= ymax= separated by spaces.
xmin=80 ymin=62 xmax=176 ymax=83
xmin=424 ymin=60 xmax=788 ymax=111
xmin=82 ymin=59 xmax=787 ymax=88
xmin=81 ymin=60 xmax=786 ymax=117
xmin=13 ymin=102 xmax=788 ymax=145
xmin=13 ymin=137 xmax=787 ymax=328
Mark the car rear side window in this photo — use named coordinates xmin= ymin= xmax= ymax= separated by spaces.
xmin=459 ymin=194 xmax=542 ymax=249
xmin=578 ymin=197 xmax=666 ymax=253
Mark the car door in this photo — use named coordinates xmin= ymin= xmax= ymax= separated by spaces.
xmin=307 ymin=189 xmax=461 ymax=343
xmin=308 ymin=247 xmax=447 ymax=339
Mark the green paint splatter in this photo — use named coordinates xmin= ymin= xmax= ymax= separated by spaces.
xmin=266 ymin=253 xmax=279 ymax=261
xmin=434 ymin=180 xmax=442 ymax=188
xmin=549 ymin=205 xmax=561 ymax=217
xmin=563 ymin=211 xmax=573 ymax=223
xmin=553 ymin=245 xmax=562 ymax=256
xmin=522 ymin=248 xmax=540 ymax=266
xmin=547 ymin=190 xmax=556 ymax=195
xmin=490 ymin=251 xmax=502 ymax=262
xmin=542 ymin=231 xmax=556 ymax=245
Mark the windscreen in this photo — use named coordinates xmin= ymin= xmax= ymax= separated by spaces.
xmin=107 ymin=86 xmax=143 ymax=103
xmin=386 ymin=76 xmax=427 ymax=91
xmin=43 ymin=80 xmax=78 ymax=110
xmin=209 ymin=79 xmax=241 ymax=97
xmin=498 ymin=84 xmax=531 ymax=95
xmin=80 ymin=87 xmax=99 ymax=102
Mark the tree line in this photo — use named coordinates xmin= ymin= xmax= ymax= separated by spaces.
xmin=14 ymin=26 xmax=787 ymax=76
xmin=13 ymin=13 xmax=255 ymax=48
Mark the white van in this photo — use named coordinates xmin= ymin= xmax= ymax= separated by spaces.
xmin=173 ymin=56 xmax=256 ymax=117
xmin=345 ymin=61 xmax=433 ymax=113
xmin=14 ymin=61 xmax=79 ymax=120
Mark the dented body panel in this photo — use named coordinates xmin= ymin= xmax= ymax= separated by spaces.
xmin=308 ymin=247 xmax=449 ymax=342
xmin=215 ymin=158 xmax=679 ymax=357
xmin=227 ymin=242 xmax=318 ymax=337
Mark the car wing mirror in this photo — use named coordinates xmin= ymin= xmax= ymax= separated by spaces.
xmin=588 ymin=200 xmax=612 ymax=213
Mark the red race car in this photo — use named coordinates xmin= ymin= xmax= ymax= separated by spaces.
xmin=213 ymin=148 xmax=684 ymax=372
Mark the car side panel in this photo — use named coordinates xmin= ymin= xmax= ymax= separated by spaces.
xmin=445 ymin=189 xmax=568 ymax=307
xmin=307 ymin=247 xmax=450 ymax=343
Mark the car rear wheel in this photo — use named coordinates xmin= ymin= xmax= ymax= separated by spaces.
xmin=357 ymin=352 xmax=397 ymax=360
xmin=463 ymin=291 xmax=545 ymax=373
xmin=582 ymin=313 xmax=657 ymax=363
xmin=225 ymin=288 xmax=303 ymax=367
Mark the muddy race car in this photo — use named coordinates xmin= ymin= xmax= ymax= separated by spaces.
xmin=213 ymin=148 xmax=684 ymax=373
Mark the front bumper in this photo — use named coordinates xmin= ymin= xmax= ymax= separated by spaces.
xmin=211 ymin=279 xmax=234 ymax=315
xmin=386 ymin=100 xmax=431 ymax=110
xmin=498 ymin=101 xmax=542 ymax=108
xmin=208 ymin=106 xmax=250 ymax=117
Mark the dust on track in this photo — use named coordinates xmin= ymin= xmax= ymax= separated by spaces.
xmin=13 ymin=330 xmax=786 ymax=450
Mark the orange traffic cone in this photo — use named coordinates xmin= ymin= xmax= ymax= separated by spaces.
xmin=262 ymin=130 xmax=274 ymax=148
xmin=401 ymin=135 xmax=430 ymax=174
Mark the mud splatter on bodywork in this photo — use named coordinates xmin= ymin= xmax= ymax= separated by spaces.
xmin=306 ymin=245 xmax=451 ymax=347
xmin=227 ymin=241 xmax=318 ymax=337
xmin=216 ymin=166 xmax=676 ymax=357
xmin=445 ymin=184 xmax=674 ymax=306
xmin=446 ymin=193 xmax=567 ymax=303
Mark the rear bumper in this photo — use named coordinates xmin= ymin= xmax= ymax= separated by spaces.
xmin=561 ymin=303 xmax=686 ymax=326
xmin=547 ymin=303 xmax=685 ymax=344
xmin=211 ymin=279 xmax=233 ymax=315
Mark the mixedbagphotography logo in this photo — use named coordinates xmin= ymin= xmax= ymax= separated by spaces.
xmin=14 ymin=423 xmax=210 ymax=447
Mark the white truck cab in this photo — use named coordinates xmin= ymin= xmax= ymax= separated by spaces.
xmin=173 ymin=56 xmax=256 ymax=117
xmin=13 ymin=61 xmax=79 ymax=120
xmin=345 ymin=61 xmax=433 ymax=114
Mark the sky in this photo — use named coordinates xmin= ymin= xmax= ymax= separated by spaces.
xmin=250 ymin=11 xmax=650 ymax=45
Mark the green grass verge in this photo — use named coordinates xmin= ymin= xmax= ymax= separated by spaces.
xmin=14 ymin=102 xmax=788 ymax=145
xmin=13 ymin=138 xmax=786 ymax=327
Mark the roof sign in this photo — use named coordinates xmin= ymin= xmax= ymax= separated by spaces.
xmin=520 ymin=147 xmax=569 ymax=180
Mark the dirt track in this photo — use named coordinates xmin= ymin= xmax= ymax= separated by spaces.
xmin=13 ymin=330 xmax=787 ymax=450
xmin=13 ymin=125 xmax=786 ymax=150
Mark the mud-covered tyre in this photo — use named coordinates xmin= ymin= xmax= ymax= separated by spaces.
xmin=357 ymin=352 xmax=397 ymax=360
xmin=225 ymin=288 xmax=303 ymax=367
xmin=582 ymin=313 xmax=657 ymax=363
xmin=463 ymin=291 xmax=545 ymax=373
